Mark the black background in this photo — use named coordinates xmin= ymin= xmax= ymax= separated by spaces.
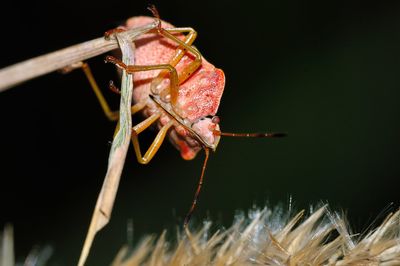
xmin=1 ymin=0 xmax=400 ymax=265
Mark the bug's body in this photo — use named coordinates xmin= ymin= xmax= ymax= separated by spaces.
xmin=124 ymin=16 xmax=225 ymax=160
xmin=80 ymin=10 xmax=284 ymax=235
xmin=59 ymin=9 xmax=285 ymax=266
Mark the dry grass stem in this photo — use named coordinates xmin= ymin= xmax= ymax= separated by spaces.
xmin=77 ymin=33 xmax=135 ymax=266
xmin=0 ymin=21 xmax=157 ymax=92
xmin=0 ymin=224 xmax=14 ymax=266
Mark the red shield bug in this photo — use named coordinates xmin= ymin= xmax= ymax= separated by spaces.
xmin=82 ymin=6 xmax=286 ymax=226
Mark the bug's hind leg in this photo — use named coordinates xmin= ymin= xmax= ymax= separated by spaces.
xmin=80 ymin=62 xmax=148 ymax=121
xmin=148 ymin=6 xmax=202 ymax=107
xmin=150 ymin=27 xmax=202 ymax=107
xmin=80 ymin=62 xmax=120 ymax=121
xmin=131 ymin=114 xmax=174 ymax=164
xmin=158 ymin=28 xmax=202 ymax=85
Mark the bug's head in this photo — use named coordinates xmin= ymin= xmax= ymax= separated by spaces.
xmin=191 ymin=115 xmax=222 ymax=150
xmin=165 ymin=115 xmax=221 ymax=161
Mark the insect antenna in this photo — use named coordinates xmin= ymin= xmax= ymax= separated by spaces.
xmin=148 ymin=5 xmax=160 ymax=19
xmin=214 ymin=131 xmax=287 ymax=138
xmin=184 ymin=147 xmax=210 ymax=226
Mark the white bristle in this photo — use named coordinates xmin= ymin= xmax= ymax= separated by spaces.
xmin=112 ymin=206 xmax=400 ymax=266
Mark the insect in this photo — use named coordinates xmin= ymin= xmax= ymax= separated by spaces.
xmin=82 ymin=7 xmax=285 ymax=225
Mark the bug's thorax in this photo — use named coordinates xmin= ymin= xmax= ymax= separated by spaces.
xmin=125 ymin=16 xmax=225 ymax=160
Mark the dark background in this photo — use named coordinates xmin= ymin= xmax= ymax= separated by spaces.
xmin=1 ymin=0 xmax=400 ymax=265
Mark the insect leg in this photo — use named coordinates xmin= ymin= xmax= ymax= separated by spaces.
xmin=81 ymin=63 xmax=120 ymax=121
xmin=105 ymin=55 xmax=180 ymax=149
xmin=151 ymin=27 xmax=202 ymax=107
xmin=81 ymin=63 xmax=148 ymax=121
xmin=131 ymin=115 xmax=174 ymax=164
xmin=150 ymin=27 xmax=198 ymax=96
xmin=161 ymin=27 xmax=202 ymax=85
xmin=148 ymin=6 xmax=202 ymax=88
xmin=105 ymin=56 xmax=179 ymax=103
xmin=158 ymin=28 xmax=198 ymax=69
xmin=184 ymin=147 xmax=210 ymax=226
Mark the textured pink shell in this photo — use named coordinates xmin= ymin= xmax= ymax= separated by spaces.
xmin=125 ymin=16 xmax=225 ymax=123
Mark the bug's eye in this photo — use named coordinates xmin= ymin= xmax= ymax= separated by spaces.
xmin=211 ymin=116 xmax=220 ymax=124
